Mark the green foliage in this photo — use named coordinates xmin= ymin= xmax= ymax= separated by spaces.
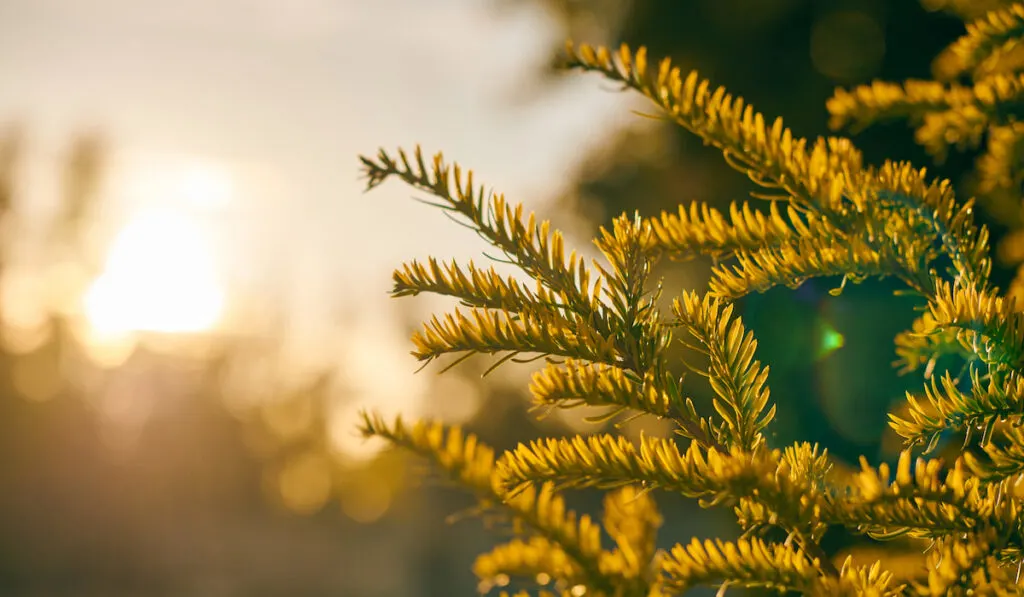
xmin=357 ymin=4 xmax=1024 ymax=595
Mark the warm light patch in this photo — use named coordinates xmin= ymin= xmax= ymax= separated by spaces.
xmin=278 ymin=452 xmax=333 ymax=514
xmin=85 ymin=209 xmax=224 ymax=334
xmin=117 ymin=158 xmax=234 ymax=211
xmin=421 ymin=374 xmax=482 ymax=424
xmin=328 ymin=400 xmax=389 ymax=463
xmin=179 ymin=166 xmax=233 ymax=209
xmin=341 ymin=476 xmax=393 ymax=524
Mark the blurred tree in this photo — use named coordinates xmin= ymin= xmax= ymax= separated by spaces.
xmin=0 ymin=125 xmax=541 ymax=596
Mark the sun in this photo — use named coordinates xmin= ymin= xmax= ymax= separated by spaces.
xmin=84 ymin=208 xmax=225 ymax=335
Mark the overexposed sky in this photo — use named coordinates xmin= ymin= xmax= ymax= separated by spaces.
xmin=0 ymin=0 xmax=641 ymax=379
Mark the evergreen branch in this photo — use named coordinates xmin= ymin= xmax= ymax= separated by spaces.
xmin=497 ymin=433 xmax=682 ymax=494
xmin=566 ymin=43 xmax=991 ymax=291
xmin=827 ymin=79 xmax=969 ymax=133
xmin=473 ymin=537 xmax=582 ymax=592
xmin=531 ymin=359 xmax=724 ymax=451
xmin=708 ymin=233 xmax=895 ymax=300
xmin=588 ymin=215 xmax=729 ymax=451
xmin=927 ymin=280 xmax=1024 ymax=369
xmin=563 ymin=42 xmax=864 ymax=215
xmin=829 ymin=73 xmax=1024 ymax=162
xmin=659 ymin=536 xmax=821 ymax=595
xmin=354 ymin=23 xmax=1024 ymax=597
xmin=359 ymin=411 xmax=495 ymax=491
xmin=864 ymin=161 xmax=992 ymax=288
xmin=497 ymin=435 xmax=837 ymax=576
xmin=660 ymin=537 xmax=904 ymax=596
xmin=644 ymin=200 xmax=816 ymax=260
xmin=916 ymin=107 xmax=990 ymax=162
xmin=672 ymin=291 xmax=775 ymax=451
xmin=965 ymin=422 xmax=1024 ymax=481
xmin=733 ymin=443 xmax=835 ymax=543
xmin=358 ymin=414 xmax=616 ymax=594
xmin=831 ymin=453 xmax=1014 ymax=542
xmin=529 ymin=359 xmax=672 ymax=419
xmin=411 ymin=307 xmax=621 ymax=368
xmin=393 ymin=257 xmax=559 ymax=313
xmin=592 ymin=214 xmax=664 ymax=373
xmin=836 ymin=495 xmax=977 ymax=541
xmin=816 ymin=559 xmax=906 ymax=596
xmin=496 ymin=433 xmax=764 ymax=500
xmin=890 ymin=369 xmax=1024 ymax=453
xmin=939 ymin=3 xmax=1024 ymax=80
xmin=976 ymin=122 xmax=1024 ymax=200
xmin=913 ymin=529 xmax=1004 ymax=596
xmin=360 ymin=146 xmax=612 ymax=334
xmin=601 ymin=486 xmax=662 ymax=584
xmin=781 ymin=442 xmax=837 ymax=495
xmin=394 ymin=258 xmax=618 ymax=376
xmin=502 ymin=484 xmax=615 ymax=596
xmin=894 ymin=312 xmax=975 ymax=377
xmin=698 ymin=162 xmax=989 ymax=300
xmin=834 ymin=545 xmax=928 ymax=585
xmin=826 ymin=77 xmax=1024 ymax=164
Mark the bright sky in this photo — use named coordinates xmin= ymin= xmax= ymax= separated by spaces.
xmin=0 ymin=0 xmax=642 ymax=438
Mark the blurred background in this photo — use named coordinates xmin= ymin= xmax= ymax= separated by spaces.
xmin=0 ymin=0 xmax=1008 ymax=595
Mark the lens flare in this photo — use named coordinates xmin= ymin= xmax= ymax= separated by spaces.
xmin=815 ymin=320 xmax=845 ymax=360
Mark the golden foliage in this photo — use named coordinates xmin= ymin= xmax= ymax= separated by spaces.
xmin=411 ymin=305 xmax=621 ymax=368
xmin=356 ymin=8 xmax=1024 ymax=594
xmin=660 ymin=536 xmax=821 ymax=594
xmin=671 ymin=291 xmax=774 ymax=450
xmin=563 ymin=42 xmax=860 ymax=215
xmin=474 ymin=537 xmax=581 ymax=591
xmin=601 ymin=486 xmax=662 ymax=581
xmin=528 ymin=359 xmax=674 ymax=420
xmin=828 ymin=3 xmax=1024 ymax=291
xmin=936 ymin=3 xmax=1024 ymax=80
xmin=891 ymin=368 xmax=1024 ymax=453
xmin=645 ymin=200 xmax=809 ymax=260
xmin=358 ymin=413 xmax=617 ymax=593
xmin=828 ymin=74 xmax=1024 ymax=162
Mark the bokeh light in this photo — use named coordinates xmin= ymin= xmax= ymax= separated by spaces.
xmin=0 ymin=264 xmax=52 ymax=354
xmin=419 ymin=373 xmax=482 ymax=424
xmin=340 ymin=473 xmax=394 ymax=524
xmin=276 ymin=451 xmax=334 ymax=515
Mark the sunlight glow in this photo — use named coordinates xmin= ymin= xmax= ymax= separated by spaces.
xmin=117 ymin=159 xmax=235 ymax=211
xmin=179 ymin=166 xmax=233 ymax=209
xmin=85 ymin=209 xmax=225 ymax=334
